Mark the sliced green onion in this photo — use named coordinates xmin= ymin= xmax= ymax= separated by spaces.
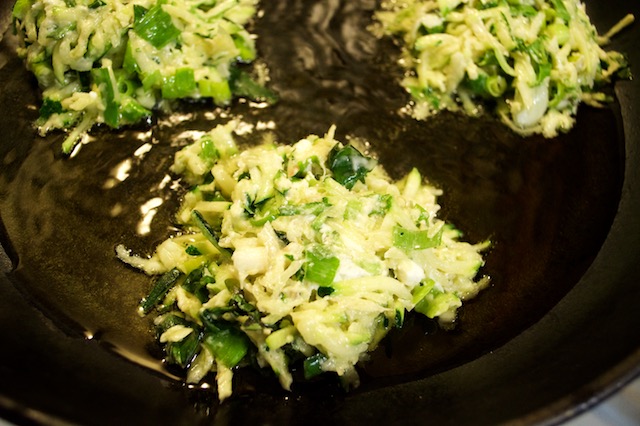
xmin=467 ymin=73 xmax=507 ymax=98
xmin=142 ymin=70 xmax=163 ymax=91
xmin=485 ymin=75 xmax=507 ymax=97
xmin=199 ymin=137 xmax=219 ymax=162
xmin=155 ymin=313 xmax=192 ymax=335
xmin=123 ymin=42 xmax=140 ymax=75
xmin=198 ymin=79 xmax=232 ymax=105
xmin=91 ymin=67 xmax=120 ymax=127
xmin=278 ymin=198 xmax=331 ymax=217
xmin=545 ymin=22 xmax=570 ymax=45
xmin=411 ymin=279 xmax=435 ymax=305
xmin=140 ymin=268 xmax=183 ymax=314
xmin=230 ymin=68 xmax=278 ymax=104
xmin=414 ymin=289 xmax=462 ymax=318
xmin=303 ymin=353 xmax=327 ymax=380
xmin=393 ymin=226 xmax=443 ymax=252
xmin=88 ymin=0 xmax=105 ymax=9
xmin=200 ymin=307 xmax=233 ymax=331
xmin=119 ymin=97 xmax=151 ymax=124
xmin=181 ymin=265 xmax=210 ymax=302
xmin=166 ymin=329 xmax=202 ymax=368
xmin=12 ymin=0 xmax=32 ymax=20
xmin=50 ymin=23 xmax=77 ymax=40
xmin=232 ymin=35 xmax=256 ymax=62
xmin=162 ymin=68 xmax=197 ymax=99
xmin=304 ymin=247 xmax=340 ymax=286
xmin=517 ymin=39 xmax=552 ymax=86
xmin=549 ymin=0 xmax=571 ymax=22
xmin=549 ymin=82 xmax=568 ymax=108
xmin=408 ymin=85 xmax=441 ymax=109
xmin=202 ymin=329 xmax=249 ymax=368
xmin=191 ymin=210 xmax=232 ymax=259
xmin=533 ymin=62 xmax=552 ymax=86
xmin=265 ymin=325 xmax=296 ymax=350
xmin=230 ymin=293 xmax=261 ymax=323
xmin=133 ymin=4 xmax=181 ymax=49
xmin=510 ymin=3 xmax=537 ymax=17
xmin=394 ymin=306 xmax=405 ymax=328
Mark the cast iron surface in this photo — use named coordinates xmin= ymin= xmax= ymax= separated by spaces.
xmin=0 ymin=0 xmax=639 ymax=425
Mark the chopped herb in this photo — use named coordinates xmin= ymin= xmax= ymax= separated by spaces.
xmin=317 ymin=286 xmax=335 ymax=297
xmin=326 ymin=144 xmax=376 ymax=190
xmin=39 ymin=98 xmax=64 ymax=119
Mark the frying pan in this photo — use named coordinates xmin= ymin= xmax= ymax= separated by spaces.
xmin=1 ymin=0 xmax=639 ymax=424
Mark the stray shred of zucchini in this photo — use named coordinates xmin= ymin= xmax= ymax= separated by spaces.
xmin=373 ymin=0 xmax=634 ymax=138
xmin=117 ymin=122 xmax=490 ymax=401
xmin=12 ymin=0 xmax=276 ymax=153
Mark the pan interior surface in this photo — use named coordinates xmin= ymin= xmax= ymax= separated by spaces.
xmin=0 ymin=0 xmax=639 ymax=425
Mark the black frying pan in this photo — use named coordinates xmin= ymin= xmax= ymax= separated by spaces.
xmin=1 ymin=0 xmax=639 ymax=424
